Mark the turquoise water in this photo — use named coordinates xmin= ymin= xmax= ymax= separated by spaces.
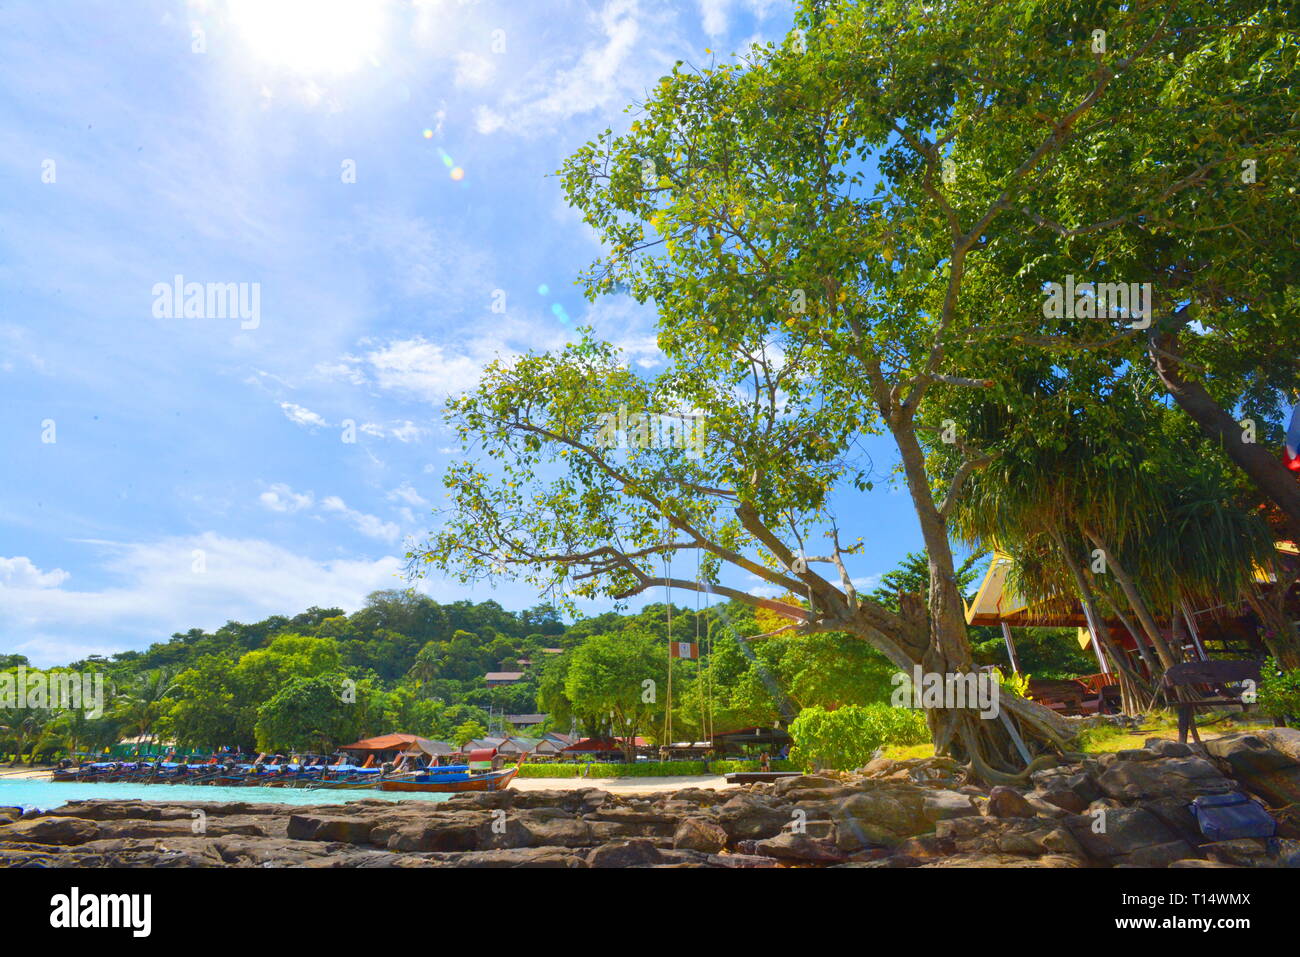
xmin=0 ymin=778 xmax=452 ymax=812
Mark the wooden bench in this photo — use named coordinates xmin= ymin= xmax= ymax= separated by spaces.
xmin=1027 ymin=678 xmax=1091 ymax=716
xmin=1162 ymin=660 xmax=1263 ymax=744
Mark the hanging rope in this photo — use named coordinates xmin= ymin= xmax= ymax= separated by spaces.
xmin=662 ymin=515 xmax=673 ymax=750
xmin=696 ymin=547 xmax=706 ymax=746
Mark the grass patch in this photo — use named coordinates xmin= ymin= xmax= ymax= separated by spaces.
xmin=879 ymin=743 xmax=936 ymax=761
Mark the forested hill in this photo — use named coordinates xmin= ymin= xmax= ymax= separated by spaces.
xmin=86 ymin=591 xmax=571 ymax=686
xmin=3 ymin=556 xmax=1094 ymax=756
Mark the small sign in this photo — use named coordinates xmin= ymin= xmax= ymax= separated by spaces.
xmin=670 ymin=642 xmax=699 ymax=659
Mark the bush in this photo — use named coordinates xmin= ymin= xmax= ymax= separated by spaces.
xmin=789 ymin=703 xmax=930 ymax=771
xmin=1258 ymin=658 xmax=1300 ymax=723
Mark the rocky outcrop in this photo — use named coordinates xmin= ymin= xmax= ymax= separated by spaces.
xmin=5 ymin=733 xmax=1300 ymax=867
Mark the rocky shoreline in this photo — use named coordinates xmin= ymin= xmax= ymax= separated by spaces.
xmin=3 ymin=730 xmax=1298 ymax=868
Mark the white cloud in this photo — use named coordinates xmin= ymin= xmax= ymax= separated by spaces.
xmin=454 ymin=51 xmax=496 ymax=89
xmin=321 ymin=495 xmax=401 ymax=543
xmin=388 ymin=482 xmax=429 ymax=507
xmin=280 ymin=401 xmax=328 ymax=429
xmin=0 ymin=535 xmax=405 ymax=666
xmin=0 ymin=556 xmax=70 ymax=589
xmin=700 ymin=0 xmax=782 ymax=36
xmin=699 ymin=0 xmax=730 ymax=36
xmin=259 ymin=483 xmax=315 ymax=513
xmin=474 ymin=0 xmax=678 ymax=138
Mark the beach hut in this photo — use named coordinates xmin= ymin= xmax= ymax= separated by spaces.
xmin=338 ymin=734 xmax=454 ymax=766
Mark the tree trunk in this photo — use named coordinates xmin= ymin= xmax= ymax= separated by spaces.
xmin=1086 ymin=531 xmax=1180 ymax=669
xmin=1150 ymin=330 xmax=1300 ymax=543
xmin=1244 ymin=588 xmax=1300 ymax=670
xmin=870 ymin=400 xmax=1079 ymax=783
xmin=1053 ymin=528 xmax=1155 ymax=711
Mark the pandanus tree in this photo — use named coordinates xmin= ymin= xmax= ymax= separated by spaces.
xmin=933 ymin=357 xmax=1291 ymax=690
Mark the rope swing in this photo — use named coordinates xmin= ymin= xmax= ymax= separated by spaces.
xmin=662 ymin=514 xmax=673 ymax=749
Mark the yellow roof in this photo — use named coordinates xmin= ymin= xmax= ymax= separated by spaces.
xmin=964 ymin=552 xmax=1029 ymax=626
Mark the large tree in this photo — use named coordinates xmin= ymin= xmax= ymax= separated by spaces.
xmin=417 ymin=0 xmax=1289 ymax=780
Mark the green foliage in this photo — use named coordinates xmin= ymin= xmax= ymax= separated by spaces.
xmin=451 ymin=719 xmax=488 ymax=746
xmin=254 ymin=675 xmax=359 ymax=752
xmin=993 ymin=668 xmax=1032 ymax=699
xmin=789 ymin=704 xmax=930 ymax=771
xmin=1258 ymin=658 xmax=1300 ymax=722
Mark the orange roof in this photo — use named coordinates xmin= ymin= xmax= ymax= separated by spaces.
xmin=340 ymin=734 xmax=434 ymax=753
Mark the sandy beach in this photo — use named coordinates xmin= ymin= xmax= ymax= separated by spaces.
xmin=0 ymin=767 xmax=54 ymax=782
xmin=513 ymin=774 xmax=736 ymax=793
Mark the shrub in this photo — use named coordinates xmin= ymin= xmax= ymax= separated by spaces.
xmin=1258 ymin=658 xmax=1300 ymax=723
xmin=789 ymin=703 xmax=930 ymax=771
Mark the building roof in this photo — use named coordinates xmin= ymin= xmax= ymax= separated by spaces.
xmin=484 ymin=671 xmax=525 ymax=682
xmin=339 ymin=734 xmax=453 ymax=757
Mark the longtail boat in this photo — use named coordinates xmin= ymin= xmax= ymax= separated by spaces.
xmin=378 ymin=762 xmax=520 ymax=793
xmin=377 ymin=754 xmax=522 ymax=790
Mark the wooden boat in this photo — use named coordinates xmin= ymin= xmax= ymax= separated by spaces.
xmin=379 ymin=762 xmax=520 ymax=794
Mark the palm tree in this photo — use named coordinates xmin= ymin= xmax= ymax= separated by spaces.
xmin=112 ymin=669 xmax=178 ymax=749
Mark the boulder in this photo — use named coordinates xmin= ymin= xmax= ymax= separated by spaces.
xmin=833 ymin=788 xmax=932 ymax=850
xmin=717 ymin=794 xmax=794 ymax=841
xmin=985 ymin=787 xmax=1036 ymax=819
xmin=586 ymin=839 xmax=663 ymax=868
xmin=921 ymin=790 xmax=980 ymax=824
xmin=0 ymin=817 xmax=100 ymax=846
xmin=287 ymin=814 xmax=377 ymax=845
xmin=1145 ymin=738 xmax=1194 ymax=758
xmin=1065 ymin=807 xmax=1178 ymax=861
xmin=1203 ymin=732 xmax=1300 ymax=808
xmin=754 ymin=831 xmax=846 ymax=864
xmin=673 ymin=818 xmax=728 ymax=854
xmin=1113 ymin=841 xmax=1199 ymax=868
xmin=1097 ymin=756 xmax=1232 ymax=801
xmin=773 ymin=774 xmax=841 ymax=796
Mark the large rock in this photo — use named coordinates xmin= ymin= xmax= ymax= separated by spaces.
xmin=586 ymin=839 xmax=663 ymax=868
xmin=1203 ymin=731 xmax=1300 ymax=808
xmin=287 ymin=814 xmax=377 ymax=844
xmin=717 ymin=794 xmax=794 ymax=841
xmin=673 ymin=818 xmax=728 ymax=854
xmin=833 ymin=789 xmax=932 ymax=850
xmin=986 ymin=787 xmax=1036 ymax=819
xmin=0 ymin=817 xmax=100 ymax=846
xmin=1064 ymin=807 xmax=1178 ymax=861
xmin=754 ymin=831 xmax=846 ymax=864
xmin=1097 ymin=756 xmax=1232 ymax=802
xmin=386 ymin=814 xmax=483 ymax=853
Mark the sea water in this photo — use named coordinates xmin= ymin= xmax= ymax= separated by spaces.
xmin=0 ymin=778 xmax=452 ymax=813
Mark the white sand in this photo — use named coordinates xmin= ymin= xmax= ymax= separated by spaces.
xmin=512 ymin=774 xmax=737 ymax=794
xmin=0 ymin=767 xmax=55 ymax=781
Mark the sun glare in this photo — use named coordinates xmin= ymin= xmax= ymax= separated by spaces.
xmin=227 ymin=0 xmax=387 ymax=75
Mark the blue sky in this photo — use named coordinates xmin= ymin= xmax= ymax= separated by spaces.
xmin=0 ymin=0 xmax=927 ymax=667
